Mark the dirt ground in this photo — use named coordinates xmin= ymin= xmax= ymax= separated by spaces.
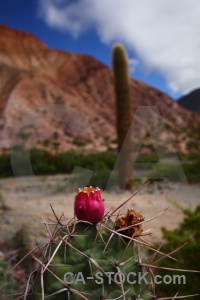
xmin=0 ymin=175 xmax=200 ymax=248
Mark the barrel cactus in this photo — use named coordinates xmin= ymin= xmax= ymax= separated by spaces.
xmin=21 ymin=186 xmax=153 ymax=299
xmin=15 ymin=186 xmax=200 ymax=299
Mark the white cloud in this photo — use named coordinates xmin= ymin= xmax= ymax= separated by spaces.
xmin=129 ymin=59 xmax=139 ymax=74
xmin=38 ymin=0 xmax=200 ymax=94
xmin=37 ymin=0 xmax=91 ymax=37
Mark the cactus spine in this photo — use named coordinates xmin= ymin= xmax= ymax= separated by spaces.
xmin=9 ymin=186 xmax=200 ymax=299
xmin=20 ymin=187 xmax=153 ymax=300
xmin=112 ymin=43 xmax=133 ymax=190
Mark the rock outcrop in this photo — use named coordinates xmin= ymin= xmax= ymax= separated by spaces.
xmin=0 ymin=24 xmax=199 ymax=154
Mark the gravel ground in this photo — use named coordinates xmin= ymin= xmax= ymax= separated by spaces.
xmin=0 ymin=175 xmax=200 ymax=247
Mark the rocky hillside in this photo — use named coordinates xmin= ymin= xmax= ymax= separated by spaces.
xmin=0 ymin=24 xmax=200 ymax=154
xmin=178 ymin=88 xmax=200 ymax=115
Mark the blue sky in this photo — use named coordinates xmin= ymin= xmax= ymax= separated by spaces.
xmin=1 ymin=0 xmax=200 ymax=99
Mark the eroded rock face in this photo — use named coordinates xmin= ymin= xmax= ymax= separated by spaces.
xmin=0 ymin=24 xmax=199 ymax=154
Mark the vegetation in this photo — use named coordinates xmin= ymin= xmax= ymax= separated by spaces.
xmin=0 ymin=260 xmax=15 ymax=294
xmin=182 ymin=159 xmax=200 ymax=183
xmin=0 ymin=149 xmax=199 ymax=187
xmin=148 ymin=160 xmax=200 ymax=183
xmin=0 ymin=225 xmax=32 ymax=296
xmin=0 ymin=149 xmax=119 ymax=189
xmin=148 ymin=164 xmax=185 ymax=182
xmin=135 ymin=154 xmax=159 ymax=170
xmin=154 ymin=205 xmax=200 ymax=297
xmin=177 ymin=152 xmax=200 ymax=162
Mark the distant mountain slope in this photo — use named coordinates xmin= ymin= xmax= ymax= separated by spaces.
xmin=0 ymin=24 xmax=200 ymax=154
xmin=178 ymin=88 xmax=200 ymax=115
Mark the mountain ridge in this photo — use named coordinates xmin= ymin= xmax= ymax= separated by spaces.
xmin=0 ymin=24 xmax=199 ymax=154
xmin=178 ymin=88 xmax=200 ymax=115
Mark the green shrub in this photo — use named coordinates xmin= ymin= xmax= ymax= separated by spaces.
xmin=0 ymin=150 xmax=117 ymax=178
xmin=148 ymin=164 xmax=185 ymax=181
xmin=178 ymin=153 xmax=200 ymax=162
xmin=186 ymin=140 xmax=199 ymax=151
xmin=89 ymin=167 xmax=115 ymax=190
xmin=154 ymin=205 xmax=200 ymax=297
xmin=0 ymin=260 xmax=15 ymax=294
xmin=0 ymin=154 xmax=13 ymax=177
xmin=135 ymin=154 xmax=159 ymax=170
xmin=182 ymin=159 xmax=200 ymax=183
xmin=0 ymin=149 xmax=199 ymax=184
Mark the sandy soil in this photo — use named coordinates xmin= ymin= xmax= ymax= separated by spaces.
xmin=0 ymin=175 xmax=200 ymax=248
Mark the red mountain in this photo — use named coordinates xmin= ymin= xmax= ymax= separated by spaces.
xmin=0 ymin=24 xmax=199 ymax=154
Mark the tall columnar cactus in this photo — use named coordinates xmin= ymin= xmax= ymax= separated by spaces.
xmin=112 ymin=43 xmax=133 ymax=190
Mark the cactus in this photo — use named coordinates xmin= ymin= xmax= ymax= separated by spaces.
xmin=112 ymin=43 xmax=133 ymax=190
xmin=20 ymin=186 xmax=153 ymax=299
xmin=13 ymin=185 xmax=200 ymax=299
